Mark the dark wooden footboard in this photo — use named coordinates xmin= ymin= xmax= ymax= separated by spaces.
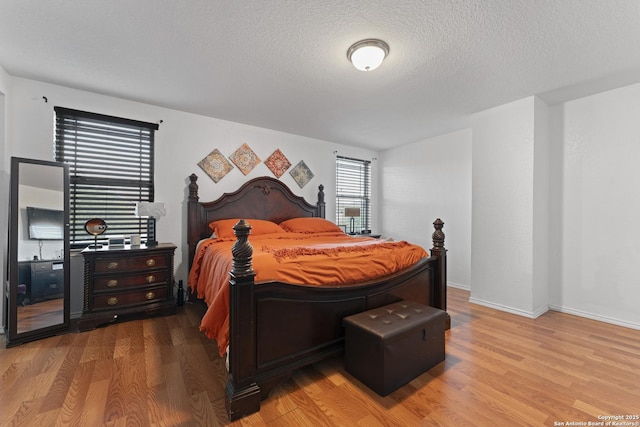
xmin=225 ymin=219 xmax=448 ymax=420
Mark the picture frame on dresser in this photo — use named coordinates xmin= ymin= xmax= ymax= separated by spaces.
xmin=78 ymin=243 xmax=177 ymax=331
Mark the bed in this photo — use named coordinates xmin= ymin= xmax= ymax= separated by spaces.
xmin=186 ymin=174 xmax=449 ymax=420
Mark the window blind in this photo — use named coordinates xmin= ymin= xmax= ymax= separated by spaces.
xmin=336 ymin=156 xmax=371 ymax=232
xmin=54 ymin=107 xmax=158 ymax=247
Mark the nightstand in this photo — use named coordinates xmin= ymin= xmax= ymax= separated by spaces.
xmin=18 ymin=259 xmax=65 ymax=303
xmin=78 ymin=243 xmax=177 ymax=331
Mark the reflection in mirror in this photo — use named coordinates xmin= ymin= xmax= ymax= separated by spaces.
xmin=5 ymin=157 xmax=70 ymax=347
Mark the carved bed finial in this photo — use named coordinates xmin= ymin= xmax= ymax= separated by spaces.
xmin=189 ymin=174 xmax=199 ymax=201
xmin=316 ymin=184 xmax=326 ymax=218
xmin=232 ymin=219 xmax=254 ymax=275
xmin=432 ymin=218 xmax=445 ymax=250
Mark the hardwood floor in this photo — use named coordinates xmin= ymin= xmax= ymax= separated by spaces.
xmin=1 ymin=287 xmax=639 ymax=426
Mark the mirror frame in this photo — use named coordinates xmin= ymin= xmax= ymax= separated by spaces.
xmin=5 ymin=157 xmax=70 ymax=347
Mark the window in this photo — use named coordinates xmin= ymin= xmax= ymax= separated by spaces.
xmin=336 ymin=156 xmax=371 ymax=233
xmin=54 ymin=107 xmax=158 ymax=247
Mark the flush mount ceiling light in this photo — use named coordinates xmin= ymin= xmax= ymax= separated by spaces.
xmin=347 ymin=39 xmax=390 ymax=71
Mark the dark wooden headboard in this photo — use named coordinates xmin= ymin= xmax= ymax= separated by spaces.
xmin=187 ymin=174 xmax=326 ymax=268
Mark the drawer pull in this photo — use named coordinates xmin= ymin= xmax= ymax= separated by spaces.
xmin=146 ymin=275 xmax=156 ymax=284
xmin=107 ymin=262 xmax=119 ymax=270
xmin=107 ymin=279 xmax=118 ymax=288
xmin=145 ymin=292 xmax=155 ymax=300
xmin=107 ymin=297 xmax=118 ymax=306
xmin=146 ymin=259 xmax=156 ymax=267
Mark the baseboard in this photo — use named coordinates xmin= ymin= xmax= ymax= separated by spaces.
xmin=465 ymin=296 xmax=640 ymax=330
xmin=468 ymin=296 xmax=548 ymax=319
xmin=549 ymin=304 xmax=640 ymax=331
xmin=447 ymin=282 xmax=470 ymax=291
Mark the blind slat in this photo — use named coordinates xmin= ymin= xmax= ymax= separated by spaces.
xmin=55 ymin=107 xmax=156 ymax=247
xmin=336 ymin=156 xmax=371 ymax=232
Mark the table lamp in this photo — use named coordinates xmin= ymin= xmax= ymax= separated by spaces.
xmin=344 ymin=207 xmax=361 ymax=235
xmin=136 ymin=202 xmax=165 ymax=246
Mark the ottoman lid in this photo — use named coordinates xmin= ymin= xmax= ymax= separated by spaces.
xmin=343 ymin=301 xmax=445 ymax=340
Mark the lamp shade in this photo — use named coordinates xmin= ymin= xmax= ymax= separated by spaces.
xmin=347 ymin=39 xmax=389 ymax=71
xmin=345 ymin=207 xmax=361 ymax=217
xmin=136 ymin=202 xmax=166 ymax=218
xmin=136 ymin=202 xmax=165 ymax=247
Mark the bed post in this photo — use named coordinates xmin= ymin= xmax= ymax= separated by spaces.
xmin=317 ymin=184 xmax=326 ymax=218
xmin=225 ymin=219 xmax=261 ymax=420
xmin=431 ymin=218 xmax=450 ymax=329
xmin=187 ymin=173 xmax=201 ymax=270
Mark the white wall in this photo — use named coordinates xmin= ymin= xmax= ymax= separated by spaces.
xmin=471 ymin=97 xmax=535 ymax=314
xmin=549 ymin=83 xmax=640 ymax=328
xmin=532 ymin=98 xmax=550 ymax=314
xmin=4 ymin=77 xmax=378 ymax=316
xmin=379 ymin=129 xmax=472 ymax=289
xmin=469 ymin=87 xmax=640 ymax=330
xmin=470 ymin=96 xmax=550 ymax=317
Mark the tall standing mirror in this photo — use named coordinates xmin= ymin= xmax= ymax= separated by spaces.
xmin=4 ymin=157 xmax=70 ymax=347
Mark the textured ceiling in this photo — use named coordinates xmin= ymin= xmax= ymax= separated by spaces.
xmin=1 ymin=0 xmax=640 ymax=151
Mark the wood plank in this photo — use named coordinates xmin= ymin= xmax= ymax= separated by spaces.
xmin=1 ymin=288 xmax=639 ymax=426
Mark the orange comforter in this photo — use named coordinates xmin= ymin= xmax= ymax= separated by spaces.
xmin=188 ymin=231 xmax=428 ymax=356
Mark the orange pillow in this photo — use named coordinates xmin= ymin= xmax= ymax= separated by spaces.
xmin=279 ymin=217 xmax=343 ymax=233
xmin=209 ymin=218 xmax=285 ymax=239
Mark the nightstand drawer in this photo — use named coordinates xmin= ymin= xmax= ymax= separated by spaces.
xmin=32 ymin=269 xmax=63 ymax=282
xmin=31 ymin=261 xmax=54 ymax=272
xmin=93 ymin=270 xmax=170 ymax=291
xmin=92 ymin=286 xmax=167 ymax=311
xmin=94 ymin=254 xmax=169 ymax=273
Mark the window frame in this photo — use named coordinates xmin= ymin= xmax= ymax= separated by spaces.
xmin=335 ymin=155 xmax=371 ymax=233
xmin=53 ymin=107 xmax=158 ymax=248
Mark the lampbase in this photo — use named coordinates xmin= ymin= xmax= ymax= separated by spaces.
xmin=147 ymin=217 xmax=158 ymax=246
xmin=87 ymin=235 xmax=103 ymax=250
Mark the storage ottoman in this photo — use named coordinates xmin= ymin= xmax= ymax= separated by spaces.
xmin=343 ymin=301 xmax=446 ymax=396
